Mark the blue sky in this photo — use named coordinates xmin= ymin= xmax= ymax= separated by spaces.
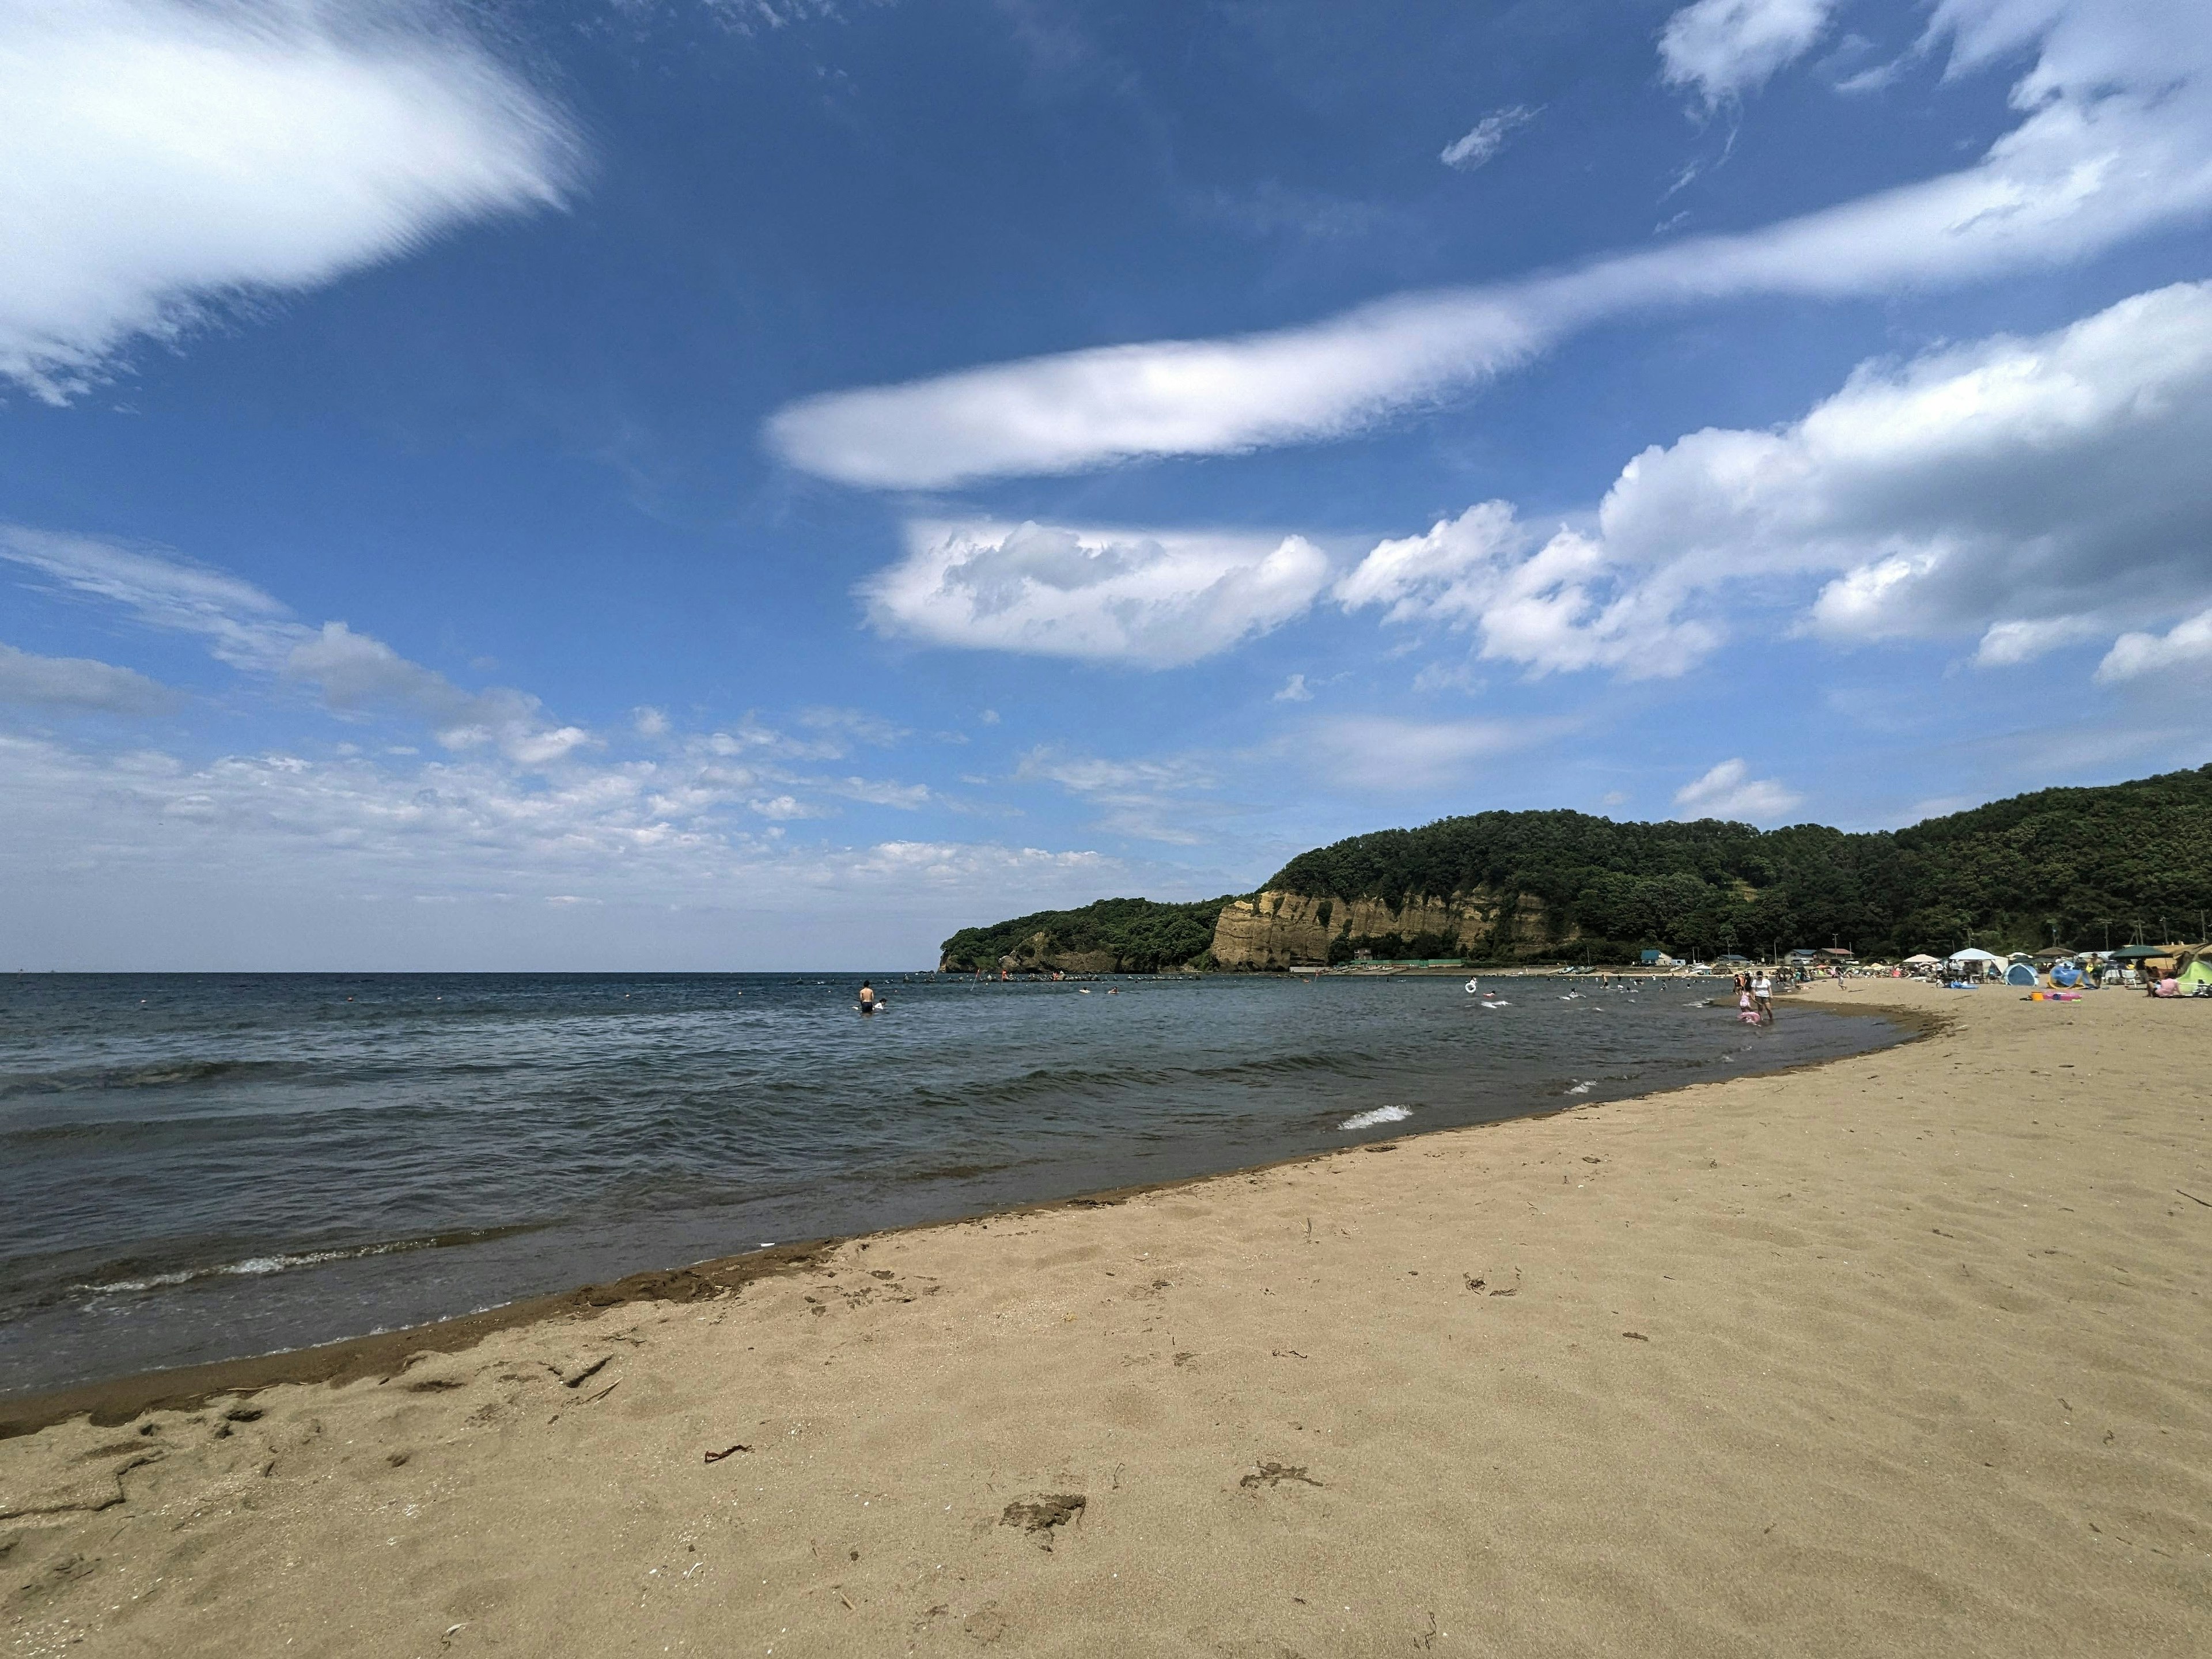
xmin=3 ymin=0 xmax=2210 ymax=969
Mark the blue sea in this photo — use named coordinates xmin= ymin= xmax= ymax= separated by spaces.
xmin=0 ymin=972 xmax=1905 ymax=1396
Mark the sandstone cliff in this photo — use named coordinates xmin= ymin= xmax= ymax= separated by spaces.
xmin=1210 ymin=888 xmax=1562 ymax=969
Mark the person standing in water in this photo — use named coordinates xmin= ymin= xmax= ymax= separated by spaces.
xmin=858 ymin=980 xmax=878 ymax=1012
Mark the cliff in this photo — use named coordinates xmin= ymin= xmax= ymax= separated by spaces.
xmin=1210 ymin=888 xmax=1560 ymax=969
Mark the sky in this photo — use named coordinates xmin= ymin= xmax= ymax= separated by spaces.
xmin=3 ymin=0 xmax=2210 ymax=970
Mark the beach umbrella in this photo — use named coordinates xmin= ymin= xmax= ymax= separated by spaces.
xmin=1902 ymin=953 xmax=1940 ymax=966
xmin=2109 ymin=945 xmax=2166 ymax=960
xmin=1946 ymin=948 xmax=2004 ymax=964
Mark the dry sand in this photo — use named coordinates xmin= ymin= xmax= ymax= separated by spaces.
xmin=4 ymin=980 xmax=2207 ymax=1658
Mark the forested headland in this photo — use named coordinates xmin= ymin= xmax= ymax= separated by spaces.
xmin=940 ymin=764 xmax=2212 ymax=969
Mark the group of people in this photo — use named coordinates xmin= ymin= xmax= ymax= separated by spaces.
xmin=1733 ymin=970 xmax=1776 ymax=1025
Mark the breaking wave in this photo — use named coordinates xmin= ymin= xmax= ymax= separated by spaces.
xmin=1338 ymin=1104 xmax=1413 ymax=1131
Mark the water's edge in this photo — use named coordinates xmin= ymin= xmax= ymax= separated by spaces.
xmin=0 ymin=999 xmax=1936 ymax=1440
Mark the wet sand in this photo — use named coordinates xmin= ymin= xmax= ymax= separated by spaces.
xmin=3 ymin=980 xmax=2207 ymax=1656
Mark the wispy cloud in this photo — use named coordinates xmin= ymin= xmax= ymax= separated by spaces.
xmin=1016 ymin=747 xmax=1229 ymax=843
xmin=1301 ymin=714 xmax=1558 ymax=794
xmin=1658 ymin=0 xmax=1835 ymax=107
xmin=0 ymin=0 xmax=577 ymax=400
xmin=1439 ymin=104 xmax=1539 ymax=171
xmin=1 ymin=526 xmax=594 ymax=768
xmin=767 ymin=1 xmax=2212 ymax=487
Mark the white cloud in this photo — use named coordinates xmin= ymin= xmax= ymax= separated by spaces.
xmin=1016 ymin=747 xmax=1226 ymax=843
xmin=863 ymin=519 xmax=1332 ymax=666
xmin=1335 ymin=502 xmax=1720 ymax=678
xmin=1272 ymin=673 xmax=1313 ymax=702
xmin=1440 ymin=104 xmax=1539 ymax=171
xmin=1302 ymin=714 xmax=1552 ymax=794
xmin=2 ymin=526 xmax=593 ymax=767
xmin=0 ymin=641 xmax=174 ymax=712
xmin=0 ymin=524 xmax=290 ymax=665
xmin=767 ymin=0 xmax=2212 ymax=487
xmin=1659 ymin=0 xmax=1835 ymax=106
xmin=1340 ymin=281 xmax=2212 ymax=678
xmin=825 ymin=775 xmax=931 ymax=809
xmin=0 ymin=729 xmax=1121 ymax=920
xmin=1673 ymin=758 xmax=1802 ymax=821
xmin=2097 ymin=607 xmax=2212 ymax=681
xmin=0 ymin=0 xmax=575 ymax=400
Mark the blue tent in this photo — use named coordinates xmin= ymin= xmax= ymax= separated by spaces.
xmin=2005 ymin=962 xmax=2037 ymax=986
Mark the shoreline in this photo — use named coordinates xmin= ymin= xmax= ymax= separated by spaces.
xmin=3 ymin=980 xmax=2204 ymax=1657
xmin=0 ymin=997 xmax=1936 ymax=1440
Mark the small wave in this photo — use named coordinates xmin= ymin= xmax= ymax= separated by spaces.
xmin=1564 ymin=1080 xmax=1594 ymax=1095
xmin=0 ymin=1057 xmax=313 ymax=1100
xmin=1339 ymin=1104 xmax=1412 ymax=1131
xmin=72 ymin=1225 xmax=540 ymax=1297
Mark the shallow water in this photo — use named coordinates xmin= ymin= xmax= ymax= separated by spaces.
xmin=0 ymin=972 xmax=1903 ymax=1396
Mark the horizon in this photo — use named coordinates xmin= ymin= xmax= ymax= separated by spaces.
xmin=5 ymin=1 xmax=2210 ymax=972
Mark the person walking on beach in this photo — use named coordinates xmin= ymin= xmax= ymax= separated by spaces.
xmin=1752 ymin=970 xmax=1774 ymax=1024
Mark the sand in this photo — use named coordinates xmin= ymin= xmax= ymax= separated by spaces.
xmin=3 ymin=980 xmax=2207 ymax=1657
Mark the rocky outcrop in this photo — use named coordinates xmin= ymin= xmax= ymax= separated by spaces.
xmin=1210 ymin=888 xmax=1563 ymax=969
xmin=981 ymin=933 xmax=1128 ymax=976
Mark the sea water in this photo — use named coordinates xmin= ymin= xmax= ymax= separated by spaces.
xmin=0 ymin=972 xmax=1904 ymax=1396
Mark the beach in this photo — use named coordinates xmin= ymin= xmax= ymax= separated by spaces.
xmin=3 ymin=979 xmax=2207 ymax=1657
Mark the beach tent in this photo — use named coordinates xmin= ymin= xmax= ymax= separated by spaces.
xmin=2005 ymin=963 xmax=2037 ymax=986
xmin=1948 ymin=948 xmax=2003 ymax=966
xmin=2181 ymin=959 xmax=2212 ymax=991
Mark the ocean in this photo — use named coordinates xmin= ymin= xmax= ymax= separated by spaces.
xmin=0 ymin=971 xmax=1905 ymax=1397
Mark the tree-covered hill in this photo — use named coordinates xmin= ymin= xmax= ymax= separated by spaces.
xmin=937 ymin=895 xmax=1234 ymax=974
xmin=941 ymin=764 xmax=2212 ymax=969
xmin=1265 ymin=764 xmax=2212 ymax=961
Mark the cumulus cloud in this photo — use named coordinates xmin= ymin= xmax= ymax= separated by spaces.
xmin=1340 ymin=282 xmax=2212 ymax=677
xmin=2098 ymin=608 xmax=2212 ymax=682
xmin=1335 ymin=502 xmax=1719 ymax=678
xmin=0 ymin=0 xmax=575 ymax=400
xmin=767 ymin=0 xmax=2212 ymax=487
xmin=0 ymin=641 xmax=175 ymax=713
xmin=1440 ymin=104 xmax=1539 ymax=171
xmin=863 ymin=519 xmax=1332 ymax=666
xmin=1674 ymin=758 xmax=1803 ymax=821
xmin=1658 ymin=0 xmax=1835 ymax=106
xmin=1272 ymin=673 xmax=1313 ymax=702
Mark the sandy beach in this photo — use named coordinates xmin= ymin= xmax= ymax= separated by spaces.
xmin=4 ymin=979 xmax=2207 ymax=1658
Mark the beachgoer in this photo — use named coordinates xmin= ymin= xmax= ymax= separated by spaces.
xmin=1737 ymin=988 xmax=1760 ymax=1025
xmin=1752 ymin=971 xmax=1774 ymax=1024
xmin=858 ymin=980 xmax=877 ymax=1011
